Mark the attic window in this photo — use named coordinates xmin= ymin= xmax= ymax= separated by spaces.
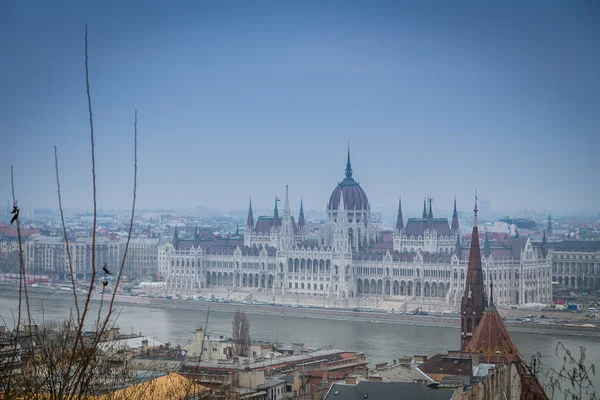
xmin=334 ymin=391 xmax=340 ymax=395
xmin=364 ymin=394 xmax=368 ymax=399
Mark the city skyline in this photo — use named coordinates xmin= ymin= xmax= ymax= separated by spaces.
xmin=2 ymin=1 xmax=600 ymax=213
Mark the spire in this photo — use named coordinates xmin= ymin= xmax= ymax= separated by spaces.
xmin=194 ymin=226 xmax=199 ymax=238
xmin=284 ymin=184 xmax=290 ymax=216
xmin=345 ymin=141 xmax=353 ymax=179
xmin=483 ymin=231 xmax=491 ymax=258
xmin=546 ymin=215 xmax=553 ymax=236
xmin=395 ymin=198 xmax=404 ymax=231
xmin=451 ymin=198 xmax=459 ymax=232
xmin=461 ymin=190 xmax=487 ymax=351
xmin=488 ymin=277 xmax=496 ymax=311
xmin=515 ymin=228 xmax=519 ymax=238
xmin=426 ymin=197 xmax=434 ymax=231
xmin=541 ymin=229 xmax=548 ymax=258
xmin=473 ymin=190 xmax=479 ymax=228
xmin=273 ymin=196 xmax=280 ymax=226
xmin=455 ymin=233 xmax=462 ymax=256
xmin=422 ymin=198 xmax=427 ymax=219
xmin=298 ymin=198 xmax=306 ymax=229
xmin=235 ymin=224 xmax=240 ymax=237
xmin=246 ymin=198 xmax=254 ymax=230
xmin=173 ymin=226 xmax=179 ymax=248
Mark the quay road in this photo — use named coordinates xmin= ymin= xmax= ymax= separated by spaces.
xmin=1 ymin=284 xmax=598 ymax=337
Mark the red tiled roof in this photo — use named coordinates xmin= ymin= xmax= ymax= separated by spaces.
xmin=0 ymin=226 xmax=41 ymax=238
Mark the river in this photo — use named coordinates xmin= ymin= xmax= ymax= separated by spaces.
xmin=1 ymin=296 xmax=599 ymax=392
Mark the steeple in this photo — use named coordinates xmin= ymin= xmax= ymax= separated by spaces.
xmin=345 ymin=142 xmax=353 ymax=179
xmin=298 ymin=199 xmax=306 ymax=229
xmin=488 ymin=277 xmax=496 ymax=311
xmin=395 ymin=198 xmax=404 ymax=231
xmin=455 ymin=233 xmax=462 ymax=256
xmin=283 ymin=184 xmax=290 ymax=217
xmin=246 ymin=198 xmax=254 ymax=231
xmin=546 ymin=215 xmax=553 ymax=236
xmin=460 ymin=191 xmax=487 ymax=351
xmin=483 ymin=231 xmax=491 ymax=258
xmin=515 ymin=228 xmax=519 ymax=238
xmin=273 ymin=196 xmax=280 ymax=227
xmin=422 ymin=198 xmax=427 ymax=219
xmin=235 ymin=224 xmax=240 ymax=237
xmin=173 ymin=227 xmax=179 ymax=248
xmin=426 ymin=197 xmax=434 ymax=231
xmin=451 ymin=198 xmax=459 ymax=232
xmin=194 ymin=226 xmax=199 ymax=238
xmin=541 ymin=229 xmax=548 ymax=258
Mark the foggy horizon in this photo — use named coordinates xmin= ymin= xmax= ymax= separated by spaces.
xmin=2 ymin=1 xmax=599 ymax=214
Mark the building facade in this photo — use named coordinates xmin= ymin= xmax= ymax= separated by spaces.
xmin=550 ymin=241 xmax=600 ymax=290
xmin=165 ymin=151 xmax=552 ymax=308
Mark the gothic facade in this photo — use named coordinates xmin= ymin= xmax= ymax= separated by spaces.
xmin=165 ymin=151 xmax=552 ymax=308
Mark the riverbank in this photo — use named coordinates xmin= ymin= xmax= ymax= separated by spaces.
xmin=1 ymin=286 xmax=598 ymax=338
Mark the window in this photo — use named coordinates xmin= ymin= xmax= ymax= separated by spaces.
xmin=212 ymin=348 xmax=217 ymax=352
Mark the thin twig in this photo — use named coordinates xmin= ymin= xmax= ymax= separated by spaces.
xmin=55 ymin=145 xmax=80 ymax=323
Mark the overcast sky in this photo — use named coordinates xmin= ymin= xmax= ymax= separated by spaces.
xmin=1 ymin=0 xmax=599 ymax=216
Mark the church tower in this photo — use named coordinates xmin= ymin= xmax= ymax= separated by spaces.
xmin=460 ymin=193 xmax=488 ymax=351
xmin=279 ymin=185 xmax=295 ymax=250
xmin=451 ymin=198 xmax=459 ymax=233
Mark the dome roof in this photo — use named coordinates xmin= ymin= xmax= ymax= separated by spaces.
xmin=328 ymin=150 xmax=369 ymax=211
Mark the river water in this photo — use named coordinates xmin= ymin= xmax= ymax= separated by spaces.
xmin=1 ymin=296 xmax=599 ymax=391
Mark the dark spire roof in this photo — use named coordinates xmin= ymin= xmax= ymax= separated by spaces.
xmin=483 ymin=231 xmax=491 ymax=258
xmin=246 ymin=198 xmax=254 ymax=230
xmin=451 ymin=198 xmax=459 ymax=232
xmin=426 ymin=197 xmax=434 ymax=231
xmin=422 ymin=198 xmax=427 ymax=219
xmin=194 ymin=226 xmax=199 ymax=238
xmin=488 ymin=277 xmax=496 ymax=311
xmin=395 ymin=198 xmax=404 ymax=231
xmin=173 ymin=226 xmax=179 ymax=247
xmin=235 ymin=224 xmax=240 ymax=237
xmin=461 ymin=192 xmax=487 ymax=350
xmin=298 ymin=198 xmax=306 ymax=229
xmin=345 ymin=142 xmax=353 ymax=179
xmin=455 ymin=234 xmax=462 ymax=255
xmin=515 ymin=228 xmax=519 ymax=238
xmin=541 ymin=229 xmax=548 ymax=258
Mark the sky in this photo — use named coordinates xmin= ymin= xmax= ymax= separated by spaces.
xmin=1 ymin=0 xmax=599 ymax=217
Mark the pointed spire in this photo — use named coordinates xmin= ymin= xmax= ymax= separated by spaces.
xmin=483 ymin=231 xmax=491 ymax=258
xmin=395 ymin=197 xmax=404 ymax=231
xmin=427 ymin=197 xmax=433 ymax=219
xmin=345 ymin=141 xmax=353 ymax=179
xmin=272 ymin=196 xmax=281 ymax=227
xmin=451 ymin=198 xmax=460 ymax=232
xmin=235 ymin=224 xmax=240 ymax=237
xmin=173 ymin=226 xmax=179 ymax=248
xmin=194 ymin=226 xmax=199 ymax=238
xmin=246 ymin=198 xmax=254 ymax=230
xmin=473 ymin=190 xmax=479 ymax=228
xmin=546 ymin=215 xmax=553 ymax=236
xmin=488 ymin=277 xmax=496 ymax=311
xmin=515 ymin=228 xmax=519 ymax=238
xmin=422 ymin=198 xmax=427 ymax=219
xmin=541 ymin=229 xmax=548 ymax=258
xmin=174 ymin=226 xmax=179 ymax=239
xmin=298 ymin=198 xmax=306 ymax=229
xmin=283 ymin=184 xmax=290 ymax=216
xmin=455 ymin=233 xmax=462 ymax=255
xmin=461 ymin=190 xmax=487 ymax=351
xmin=339 ymin=188 xmax=346 ymax=211
xmin=542 ymin=229 xmax=547 ymax=245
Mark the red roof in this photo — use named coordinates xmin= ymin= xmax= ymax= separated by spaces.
xmin=0 ymin=226 xmax=41 ymax=238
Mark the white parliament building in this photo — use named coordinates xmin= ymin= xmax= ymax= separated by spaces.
xmin=164 ymin=151 xmax=552 ymax=309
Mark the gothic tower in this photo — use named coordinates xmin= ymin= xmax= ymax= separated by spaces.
xmin=460 ymin=193 xmax=488 ymax=351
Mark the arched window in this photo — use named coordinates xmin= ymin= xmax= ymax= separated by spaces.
xmin=467 ymin=319 xmax=473 ymax=332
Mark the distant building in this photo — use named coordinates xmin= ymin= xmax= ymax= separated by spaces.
xmin=549 ymin=240 xmax=600 ymax=290
xmin=165 ymin=150 xmax=551 ymax=308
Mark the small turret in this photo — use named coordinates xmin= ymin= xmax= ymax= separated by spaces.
xmin=246 ymin=199 xmax=254 ymax=231
xmin=345 ymin=142 xmax=353 ymax=179
xmin=541 ymin=229 xmax=548 ymax=258
xmin=298 ymin=199 xmax=306 ymax=230
xmin=273 ymin=196 xmax=280 ymax=227
xmin=173 ymin=227 xmax=179 ymax=248
xmin=422 ymin=198 xmax=427 ymax=219
xmin=483 ymin=231 xmax=491 ymax=258
xmin=546 ymin=215 xmax=553 ymax=236
xmin=235 ymin=224 xmax=240 ymax=237
xmin=451 ymin=198 xmax=459 ymax=233
xmin=395 ymin=198 xmax=404 ymax=231
xmin=426 ymin=197 xmax=434 ymax=231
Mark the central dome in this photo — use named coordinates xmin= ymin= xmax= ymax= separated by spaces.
xmin=328 ymin=150 xmax=369 ymax=211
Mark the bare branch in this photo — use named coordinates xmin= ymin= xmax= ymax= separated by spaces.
xmin=55 ymin=145 xmax=80 ymax=322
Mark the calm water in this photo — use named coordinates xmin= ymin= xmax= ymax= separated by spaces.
xmin=2 ymin=296 xmax=599 ymax=391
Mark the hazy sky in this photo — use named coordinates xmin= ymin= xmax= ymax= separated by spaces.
xmin=1 ymin=0 xmax=599 ymax=216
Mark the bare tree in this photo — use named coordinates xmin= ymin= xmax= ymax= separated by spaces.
xmin=232 ymin=311 xmax=251 ymax=358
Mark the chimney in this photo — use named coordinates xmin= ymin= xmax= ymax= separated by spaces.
xmin=345 ymin=375 xmax=357 ymax=385
xmin=375 ymin=362 xmax=388 ymax=371
xmin=142 ymin=339 xmax=149 ymax=354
